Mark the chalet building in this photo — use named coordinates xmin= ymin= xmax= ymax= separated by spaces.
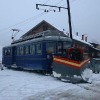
xmin=21 ymin=20 xmax=62 ymax=38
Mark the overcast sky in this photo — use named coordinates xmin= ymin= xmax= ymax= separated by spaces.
xmin=0 ymin=0 xmax=100 ymax=49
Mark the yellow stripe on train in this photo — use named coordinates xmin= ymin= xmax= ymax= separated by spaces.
xmin=53 ymin=57 xmax=90 ymax=68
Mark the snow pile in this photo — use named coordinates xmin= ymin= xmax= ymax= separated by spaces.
xmin=81 ymin=68 xmax=93 ymax=83
xmin=52 ymin=71 xmax=61 ymax=78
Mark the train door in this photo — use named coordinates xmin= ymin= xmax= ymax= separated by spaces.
xmin=45 ymin=42 xmax=56 ymax=71
xmin=2 ymin=47 xmax=13 ymax=67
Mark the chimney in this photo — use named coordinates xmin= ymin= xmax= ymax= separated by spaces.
xmin=85 ymin=36 xmax=88 ymax=42
xmin=82 ymin=35 xmax=84 ymax=40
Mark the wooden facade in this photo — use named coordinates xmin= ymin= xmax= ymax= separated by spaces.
xmin=21 ymin=20 xmax=61 ymax=38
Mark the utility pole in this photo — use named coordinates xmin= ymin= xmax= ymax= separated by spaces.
xmin=36 ymin=0 xmax=73 ymax=39
xmin=66 ymin=0 xmax=72 ymax=39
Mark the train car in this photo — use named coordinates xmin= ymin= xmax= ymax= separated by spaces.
xmin=2 ymin=46 xmax=15 ymax=68
xmin=2 ymin=30 xmax=72 ymax=74
xmin=2 ymin=30 xmax=93 ymax=82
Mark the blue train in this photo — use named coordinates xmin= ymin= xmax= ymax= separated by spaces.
xmin=2 ymin=30 xmax=72 ymax=73
xmin=2 ymin=30 xmax=92 ymax=82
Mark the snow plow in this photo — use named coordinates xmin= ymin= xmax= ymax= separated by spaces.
xmin=52 ymin=47 xmax=93 ymax=83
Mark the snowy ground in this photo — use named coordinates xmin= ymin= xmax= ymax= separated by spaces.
xmin=0 ymin=67 xmax=100 ymax=100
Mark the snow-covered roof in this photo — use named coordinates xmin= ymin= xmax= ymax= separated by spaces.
xmin=72 ymin=34 xmax=100 ymax=51
xmin=72 ymin=34 xmax=93 ymax=47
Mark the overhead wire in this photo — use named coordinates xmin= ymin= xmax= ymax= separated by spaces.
xmin=0 ymin=0 xmax=76 ymax=34
xmin=59 ymin=0 xmax=78 ymax=7
xmin=43 ymin=0 xmax=50 ymax=4
xmin=1 ymin=0 xmax=52 ymax=41
xmin=0 ymin=0 xmax=51 ymax=33
xmin=70 ymin=0 xmax=78 ymax=34
xmin=0 ymin=13 xmax=46 ymax=32
xmin=46 ymin=0 xmax=65 ymax=12
xmin=43 ymin=0 xmax=77 ymax=35
xmin=55 ymin=0 xmax=64 ymax=6
xmin=15 ymin=0 xmax=52 ymax=30
xmin=55 ymin=0 xmax=77 ymax=34
xmin=14 ymin=13 xmax=48 ymax=29
xmin=70 ymin=0 xmax=77 ymax=3
xmin=60 ymin=3 xmax=66 ymax=7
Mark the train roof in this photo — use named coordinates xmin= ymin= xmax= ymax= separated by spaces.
xmin=3 ymin=30 xmax=72 ymax=48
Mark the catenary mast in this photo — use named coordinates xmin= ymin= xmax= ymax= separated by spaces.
xmin=36 ymin=0 xmax=72 ymax=39
xmin=66 ymin=0 xmax=72 ymax=39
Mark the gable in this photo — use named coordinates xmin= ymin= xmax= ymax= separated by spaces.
xmin=21 ymin=20 xmax=61 ymax=38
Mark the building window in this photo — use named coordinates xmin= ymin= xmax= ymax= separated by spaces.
xmin=43 ymin=25 xmax=48 ymax=31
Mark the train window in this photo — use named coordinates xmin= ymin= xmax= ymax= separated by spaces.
xmin=4 ymin=48 xmax=12 ymax=56
xmin=25 ymin=45 xmax=29 ymax=55
xmin=20 ymin=47 xmax=24 ymax=55
xmin=46 ymin=42 xmax=56 ymax=54
xmin=68 ymin=48 xmax=83 ymax=61
xmin=57 ymin=42 xmax=62 ymax=54
xmin=7 ymin=48 xmax=11 ymax=56
xmin=4 ymin=49 xmax=7 ymax=56
xmin=98 ymin=53 xmax=100 ymax=57
xmin=63 ymin=42 xmax=71 ymax=49
xmin=30 ymin=44 xmax=35 ymax=54
xmin=83 ymin=53 xmax=89 ymax=60
xmin=36 ymin=43 xmax=42 ymax=54
xmin=3 ymin=49 xmax=5 ymax=56
xmin=17 ymin=47 xmax=20 ymax=55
